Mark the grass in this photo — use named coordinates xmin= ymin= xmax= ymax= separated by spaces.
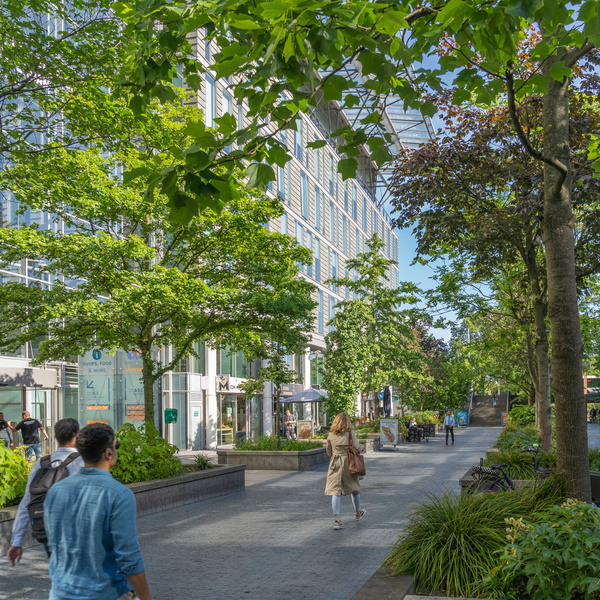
xmin=385 ymin=478 xmax=565 ymax=598
xmin=482 ymin=450 xmax=536 ymax=479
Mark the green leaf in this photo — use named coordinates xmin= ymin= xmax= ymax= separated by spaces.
xmin=505 ymin=0 xmax=543 ymax=18
xmin=129 ymin=95 xmax=145 ymax=115
xmin=338 ymin=158 xmax=358 ymax=180
xmin=420 ymin=99 xmax=437 ymax=118
xmin=581 ymin=0 xmax=600 ymax=46
xmin=229 ymin=16 xmax=264 ymax=30
xmin=122 ymin=167 xmax=148 ymax=185
xmin=307 ymin=139 xmax=327 ymax=149
xmin=245 ymin=163 xmax=275 ymax=191
xmin=322 ymin=75 xmax=349 ymax=103
xmin=549 ymin=61 xmax=572 ymax=81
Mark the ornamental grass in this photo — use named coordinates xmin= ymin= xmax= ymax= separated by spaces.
xmin=385 ymin=478 xmax=564 ymax=598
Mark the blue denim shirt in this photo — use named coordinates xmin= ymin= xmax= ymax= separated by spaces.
xmin=44 ymin=468 xmax=145 ymax=600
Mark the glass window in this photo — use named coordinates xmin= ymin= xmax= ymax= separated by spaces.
xmin=278 ymin=165 xmax=285 ymax=200
xmin=315 ymin=237 xmax=321 ymax=282
xmin=219 ymin=347 xmax=234 ymax=376
xmin=237 ymin=105 xmax=243 ymax=129
xmin=295 ymin=221 xmax=303 ymax=272
xmin=204 ymin=28 xmax=211 ymax=61
xmin=374 ymin=212 xmax=378 ymax=239
xmin=281 ymin=211 xmax=288 ymax=235
xmin=329 ymin=202 xmax=334 ymax=243
xmin=352 ymin=185 xmax=357 ymax=221
xmin=205 ymin=74 xmax=216 ymax=128
xmin=362 ymin=196 xmax=367 ymax=231
xmin=345 ymin=268 xmax=350 ymax=300
xmin=329 ymin=155 xmax=334 ymax=195
xmin=223 ymin=91 xmax=233 ymax=153
xmin=287 ymin=163 xmax=291 ymax=206
xmin=328 ymin=296 xmax=335 ymax=332
xmin=342 ymin=215 xmax=347 ymax=254
xmin=318 ymin=291 xmax=324 ymax=334
xmin=355 ymin=227 xmax=359 ymax=256
xmin=344 ymin=182 xmax=348 ymax=212
xmin=294 ymin=118 xmax=303 ymax=160
xmin=315 ymin=186 xmax=320 ymax=230
xmin=306 ymin=231 xmax=313 ymax=278
xmin=235 ymin=350 xmax=250 ymax=378
xmin=314 ymin=147 xmax=320 ymax=180
xmin=332 ymin=251 xmax=338 ymax=292
xmin=301 ymin=173 xmax=309 ymax=220
xmin=192 ymin=342 xmax=206 ymax=374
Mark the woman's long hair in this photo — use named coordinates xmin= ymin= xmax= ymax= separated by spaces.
xmin=330 ymin=412 xmax=352 ymax=435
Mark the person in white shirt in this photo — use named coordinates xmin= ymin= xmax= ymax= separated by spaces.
xmin=443 ymin=411 xmax=455 ymax=446
xmin=7 ymin=418 xmax=83 ymax=564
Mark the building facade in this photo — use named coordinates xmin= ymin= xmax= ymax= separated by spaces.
xmin=0 ymin=31 xmax=433 ymax=451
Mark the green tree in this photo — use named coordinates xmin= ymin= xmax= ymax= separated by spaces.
xmin=0 ymin=101 xmax=315 ymax=424
xmin=326 ymin=235 xmax=421 ymax=417
xmin=116 ymin=0 xmax=600 ymax=501
xmin=323 ymin=301 xmax=373 ymax=416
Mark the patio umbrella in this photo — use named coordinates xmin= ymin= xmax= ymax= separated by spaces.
xmin=279 ymin=388 xmax=328 ymax=403
xmin=383 ymin=386 xmax=391 ymax=417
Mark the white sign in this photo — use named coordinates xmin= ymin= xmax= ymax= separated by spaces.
xmin=380 ymin=419 xmax=399 ymax=446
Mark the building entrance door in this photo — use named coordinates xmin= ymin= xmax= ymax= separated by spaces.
xmin=189 ymin=393 xmax=203 ymax=450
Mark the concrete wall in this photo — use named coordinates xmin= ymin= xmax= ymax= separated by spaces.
xmin=217 ymin=447 xmax=329 ymax=471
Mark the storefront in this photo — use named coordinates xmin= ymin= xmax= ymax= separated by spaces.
xmin=216 ymin=374 xmax=262 ymax=446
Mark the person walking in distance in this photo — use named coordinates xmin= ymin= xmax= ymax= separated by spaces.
xmin=43 ymin=423 xmax=151 ymax=600
xmin=492 ymin=394 xmax=497 ymax=407
xmin=444 ymin=411 xmax=455 ymax=446
xmin=7 ymin=418 xmax=83 ymax=565
xmin=0 ymin=412 xmax=15 ymax=448
xmin=15 ymin=411 xmax=48 ymax=461
xmin=325 ymin=412 xmax=366 ymax=530
xmin=284 ymin=410 xmax=297 ymax=440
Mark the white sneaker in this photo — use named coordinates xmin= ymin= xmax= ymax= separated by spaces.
xmin=333 ymin=520 xmax=343 ymax=530
xmin=356 ymin=509 xmax=366 ymax=522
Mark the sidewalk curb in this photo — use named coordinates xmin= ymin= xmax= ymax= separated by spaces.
xmin=351 ymin=566 xmax=415 ymax=599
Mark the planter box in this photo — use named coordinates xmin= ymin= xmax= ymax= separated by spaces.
xmin=459 ymin=466 xmax=530 ymax=492
xmin=358 ymin=438 xmax=380 ymax=453
xmin=0 ymin=464 xmax=245 ymax=554
xmin=217 ymin=447 xmax=329 ymax=470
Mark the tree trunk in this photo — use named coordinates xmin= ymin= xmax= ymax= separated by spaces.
xmin=141 ymin=348 xmax=156 ymax=425
xmin=542 ymin=54 xmax=590 ymax=501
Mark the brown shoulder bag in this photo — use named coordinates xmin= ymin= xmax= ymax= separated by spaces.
xmin=347 ymin=432 xmax=366 ymax=476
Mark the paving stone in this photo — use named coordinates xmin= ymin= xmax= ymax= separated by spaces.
xmin=0 ymin=427 xmax=519 ymax=600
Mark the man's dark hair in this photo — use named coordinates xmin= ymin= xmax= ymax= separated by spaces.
xmin=76 ymin=423 xmax=115 ymax=464
xmin=54 ymin=418 xmax=80 ymax=445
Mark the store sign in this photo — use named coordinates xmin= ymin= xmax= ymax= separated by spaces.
xmin=501 ymin=411 xmax=510 ymax=426
xmin=216 ymin=375 xmax=244 ymax=393
xmin=126 ymin=404 xmax=145 ymax=421
xmin=457 ymin=411 xmax=468 ymax=426
xmin=280 ymin=383 xmax=304 ymax=397
xmin=380 ymin=419 xmax=399 ymax=447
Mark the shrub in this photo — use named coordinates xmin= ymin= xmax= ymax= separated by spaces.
xmin=482 ymin=500 xmax=600 ymax=600
xmin=234 ymin=435 xmax=324 ymax=451
xmin=506 ymin=405 xmax=536 ymax=426
xmin=495 ymin=424 xmax=539 ymax=452
xmin=483 ymin=450 xmax=536 ymax=480
xmin=590 ymin=448 xmax=600 ymax=472
xmin=0 ymin=446 xmax=33 ymax=509
xmin=111 ymin=423 xmax=183 ymax=484
xmin=385 ymin=479 xmax=565 ymax=598
xmin=193 ymin=453 xmax=213 ymax=471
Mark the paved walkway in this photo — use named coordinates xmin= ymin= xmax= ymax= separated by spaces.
xmin=1 ymin=427 xmax=500 ymax=600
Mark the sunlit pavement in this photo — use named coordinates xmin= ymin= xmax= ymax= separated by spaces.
xmin=3 ymin=427 xmax=505 ymax=600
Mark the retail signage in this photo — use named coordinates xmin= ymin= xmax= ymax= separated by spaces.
xmin=501 ymin=411 xmax=510 ymax=426
xmin=216 ymin=375 xmax=244 ymax=394
xmin=457 ymin=411 xmax=468 ymax=426
xmin=126 ymin=404 xmax=145 ymax=420
xmin=280 ymin=383 xmax=304 ymax=397
xmin=380 ymin=419 xmax=399 ymax=447
xmin=87 ymin=405 xmax=110 ymax=411
xmin=297 ymin=420 xmax=313 ymax=438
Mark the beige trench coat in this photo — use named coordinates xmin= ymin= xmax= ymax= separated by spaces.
xmin=324 ymin=430 xmax=361 ymax=496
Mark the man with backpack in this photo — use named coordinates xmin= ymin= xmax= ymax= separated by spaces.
xmin=7 ymin=418 xmax=83 ymax=565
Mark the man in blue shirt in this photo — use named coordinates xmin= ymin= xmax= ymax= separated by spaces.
xmin=443 ymin=411 xmax=455 ymax=446
xmin=44 ymin=423 xmax=151 ymax=600
xmin=8 ymin=418 xmax=83 ymax=565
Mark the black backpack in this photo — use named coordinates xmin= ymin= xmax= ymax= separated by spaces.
xmin=27 ymin=452 xmax=80 ymax=542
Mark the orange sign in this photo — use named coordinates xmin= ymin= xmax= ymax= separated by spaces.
xmin=87 ymin=405 xmax=109 ymax=410
xmin=87 ymin=420 xmax=109 ymax=425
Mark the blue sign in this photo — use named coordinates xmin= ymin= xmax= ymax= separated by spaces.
xmin=457 ymin=411 xmax=468 ymax=426
xmin=92 ymin=350 xmax=102 ymax=360
xmin=378 ymin=392 xmax=384 ymax=400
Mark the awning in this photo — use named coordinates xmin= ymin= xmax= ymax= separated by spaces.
xmin=279 ymin=388 xmax=328 ymax=403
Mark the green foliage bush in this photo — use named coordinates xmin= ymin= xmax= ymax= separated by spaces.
xmin=111 ymin=423 xmax=183 ymax=484
xmin=234 ymin=435 xmax=324 ymax=451
xmin=589 ymin=448 xmax=600 ymax=472
xmin=483 ymin=500 xmax=600 ymax=600
xmin=495 ymin=424 xmax=540 ymax=452
xmin=483 ymin=450 xmax=536 ymax=480
xmin=506 ymin=405 xmax=536 ymax=426
xmin=193 ymin=453 xmax=213 ymax=470
xmin=0 ymin=446 xmax=32 ymax=509
xmin=385 ymin=479 xmax=565 ymax=598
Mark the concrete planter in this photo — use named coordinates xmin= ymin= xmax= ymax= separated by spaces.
xmin=217 ymin=447 xmax=329 ymax=470
xmin=459 ymin=466 xmax=530 ymax=492
xmin=0 ymin=464 xmax=245 ymax=554
xmin=358 ymin=438 xmax=381 ymax=453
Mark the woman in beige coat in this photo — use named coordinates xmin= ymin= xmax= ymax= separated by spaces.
xmin=325 ymin=412 xmax=366 ymax=530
